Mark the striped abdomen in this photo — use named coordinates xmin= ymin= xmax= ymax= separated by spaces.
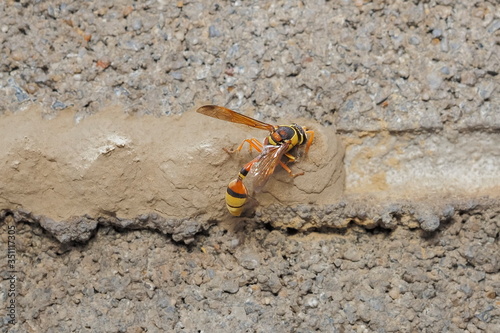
xmin=225 ymin=168 xmax=249 ymax=216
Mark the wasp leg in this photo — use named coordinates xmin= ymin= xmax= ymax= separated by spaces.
xmin=224 ymin=138 xmax=263 ymax=154
xmin=284 ymin=152 xmax=297 ymax=163
xmin=278 ymin=160 xmax=304 ymax=178
xmin=305 ymin=130 xmax=315 ymax=155
xmin=279 ymin=151 xmax=303 ymax=178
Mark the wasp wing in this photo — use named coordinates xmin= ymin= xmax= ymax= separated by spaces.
xmin=248 ymin=142 xmax=290 ymax=193
xmin=196 ymin=105 xmax=275 ymax=132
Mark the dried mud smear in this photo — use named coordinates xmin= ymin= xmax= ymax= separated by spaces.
xmin=0 ymin=105 xmax=344 ymax=224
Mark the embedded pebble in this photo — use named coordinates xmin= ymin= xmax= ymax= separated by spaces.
xmin=51 ymin=100 xmax=68 ymax=110
xmin=131 ymin=19 xmax=142 ymax=31
xmin=418 ymin=213 xmax=441 ymax=232
xmin=208 ymin=25 xmax=222 ymax=38
xmin=222 ymin=279 xmax=240 ymax=294
xmin=343 ymin=248 xmax=362 ymax=262
xmin=236 ymin=252 xmax=260 ymax=270
xmin=304 ymin=295 xmax=319 ymax=308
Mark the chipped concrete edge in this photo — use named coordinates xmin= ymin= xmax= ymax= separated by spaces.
xmin=257 ymin=195 xmax=500 ymax=232
xmin=0 ymin=209 xmax=215 ymax=245
xmin=2 ymin=195 xmax=499 ymax=244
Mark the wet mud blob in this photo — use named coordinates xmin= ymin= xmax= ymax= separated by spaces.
xmin=0 ymin=105 xmax=344 ymax=226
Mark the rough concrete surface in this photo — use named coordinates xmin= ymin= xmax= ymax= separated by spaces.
xmin=0 ymin=0 xmax=499 ymax=332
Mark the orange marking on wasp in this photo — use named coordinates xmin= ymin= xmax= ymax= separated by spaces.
xmin=197 ymin=105 xmax=314 ymax=216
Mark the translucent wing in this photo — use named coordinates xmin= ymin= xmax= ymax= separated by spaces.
xmin=196 ymin=105 xmax=275 ymax=132
xmin=249 ymin=142 xmax=290 ymax=192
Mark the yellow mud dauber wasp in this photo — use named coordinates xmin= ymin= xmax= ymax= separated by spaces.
xmin=197 ymin=105 xmax=314 ymax=216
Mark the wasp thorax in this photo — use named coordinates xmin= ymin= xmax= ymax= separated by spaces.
xmin=277 ymin=126 xmax=296 ymax=141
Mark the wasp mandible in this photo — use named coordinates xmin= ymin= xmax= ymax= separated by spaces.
xmin=197 ymin=105 xmax=314 ymax=216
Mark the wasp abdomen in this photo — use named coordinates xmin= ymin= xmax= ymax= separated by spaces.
xmin=225 ymin=178 xmax=248 ymax=216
